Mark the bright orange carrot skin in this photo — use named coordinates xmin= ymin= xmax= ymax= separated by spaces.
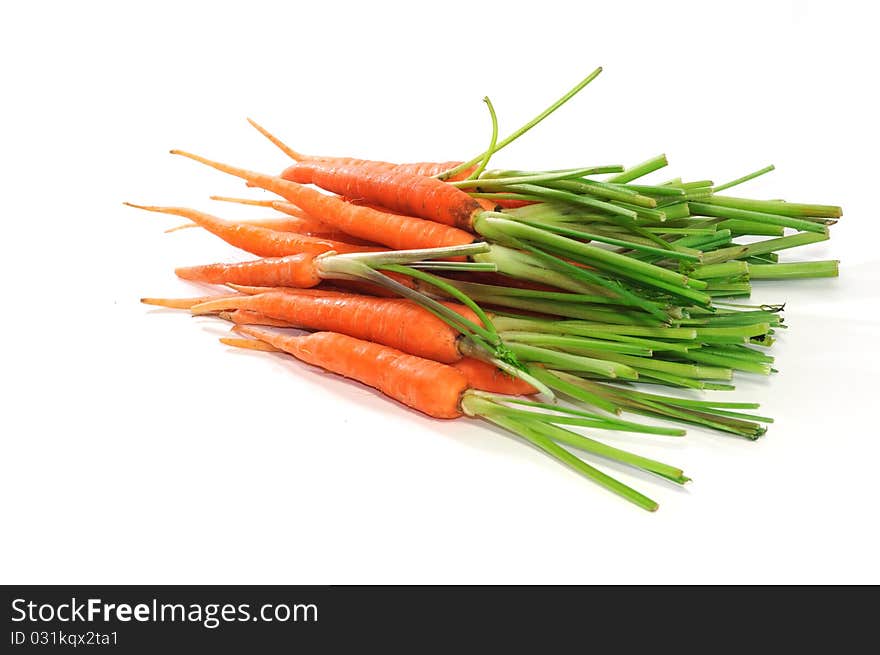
xmin=280 ymin=162 xmax=484 ymax=230
xmin=267 ymin=181 xmax=476 ymax=250
xmin=170 ymin=151 xmax=474 ymax=246
xmin=452 ymin=358 xmax=537 ymax=395
xmin=238 ymin=327 xmax=468 ymax=419
xmin=225 ymin=284 xmax=351 ymax=297
xmin=175 ymin=253 xmax=323 ymax=287
xmin=394 ymin=161 xmax=471 ymax=179
xmin=126 ymin=203 xmax=373 ymax=257
xmin=193 ymin=292 xmax=470 ymax=363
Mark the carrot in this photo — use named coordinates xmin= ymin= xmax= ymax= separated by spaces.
xmin=125 ymin=203 xmax=374 ymax=257
xmin=248 ymin=117 xmax=475 ymax=180
xmin=174 ymin=253 xmax=323 ymax=287
xmin=280 ymin=161 xmax=485 ymax=231
xmin=171 ymin=252 xmax=421 ymax=293
xmin=143 ymin=286 xmax=531 ymax=394
xmin=223 ymin=325 xmax=532 ymax=395
xmin=452 ymin=358 xmax=537 ymax=395
xmin=235 ymin=327 xmax=469 ymax=419
xmin=191 ymin=291 xmax=479 ymax=363
xmin=170 ymin=150 xmax=476 ymax=249
xmin=224 ymin=283 xmax=351 ymax=297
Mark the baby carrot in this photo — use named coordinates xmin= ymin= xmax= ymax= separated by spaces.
xmin=235 ymin=327 xmax=469 ymax=419
xmin=223 ymin=327 xmax=533 ymax=395
xmin=175 ymin=254 xmax=323 ymax=287
xmin=172 ymin=253 xmax=421 ymax=293
xmin=280 ymin=161 xmax=485 ymax=231
xmin=192 ymin=291 xmax=478 ymax=363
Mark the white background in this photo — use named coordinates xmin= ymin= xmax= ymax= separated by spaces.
xmin=2 ymin=1 xmax=878 ymax=584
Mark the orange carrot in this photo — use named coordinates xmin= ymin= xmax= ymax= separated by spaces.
xmin=172 ymin=253 xmax=419 ymax=293
xmin=452 ymin=358 xmax=537 ymax=395
xmin=247 ymin=119 xmax=527 ymax=212
xmin=280 ymin=161 xmax=484 ymax=231
xmin=170 ymin=151 xmax=477 ymax=250
xmin=174 ymin=253 xmax=323 ymax=287
xmin=125 ymin=203 xmax=374 ymax=257
xmin=224 ymin=283 xmax=351 ymax=297
xmin=247 ymin=117 xmax=475 ymax=180
xmin=222 ymin=325 xmax=531 ymax=395
xmin=234 ymin=327 xmax=469 ymax=419
xmin=191 ymin=291 xmax=479 ymax=364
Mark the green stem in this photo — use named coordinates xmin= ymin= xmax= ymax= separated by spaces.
xmin=528 ymin=367 xmax=620 ymax=414
xmin=462 ymin=400 xmax=660 ymax=511
xmin=748 ymin=260 xmax=839 ymax=279
xmin=438 ymin=67 xmax=604 ymax=180
xmin=713 ymin=165 xmax=775 ymax=192
xmin=465 ymin=97 xmax=498 ymax=181
xmin=511 ymin=217 xmax=700 ymax=262
xmin=474 ymin=215 xmax=701 ymax=290
xmin=379 ymin=264 xmax=498 ymax=341
xmin=505 ymin=342 xmax=640 ymax=380
xmin=490 ymin=315 xmax=699 ymax=340
xmin=501 ymin=331 xmax=652 ymax=356
xmin=606 ymin=155 xmax=668 ymax=184
xmin=689 ymin=202 xmax=829 ymax=234
xmin=705 ymin=195 xmax=842 ymax=219
xmin=454 ymin=167 xmax=617 ymax=189
xmin=701 ymin=231 xmax=829 ymax=265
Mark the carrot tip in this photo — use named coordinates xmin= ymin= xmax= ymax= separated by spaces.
xmin=124 ymin=201 xmax=161 ymax=212
xmin=165 ymin=223 xmax=197 ymax=233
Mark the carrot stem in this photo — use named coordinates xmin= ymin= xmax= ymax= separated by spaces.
xmin=606 ymin=155 xmax=669 ymax=184
xmin=713 ymin=165 xmax=775 ymax=193
xmin=460 ymin=397 xmax=660 ymax=511
xmin=454 ymin=167 xmax=624 ymax=189
xmin=378 ymin=264 xmax=498 ymax=341
xmin=438 ymin=67 xmax=604 ymax=180
xmin=465 ymin=97 xmax=499 ymax=181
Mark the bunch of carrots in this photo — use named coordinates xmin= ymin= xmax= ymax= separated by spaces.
xmin=134 ymin=68 xmax=841 ymax=511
